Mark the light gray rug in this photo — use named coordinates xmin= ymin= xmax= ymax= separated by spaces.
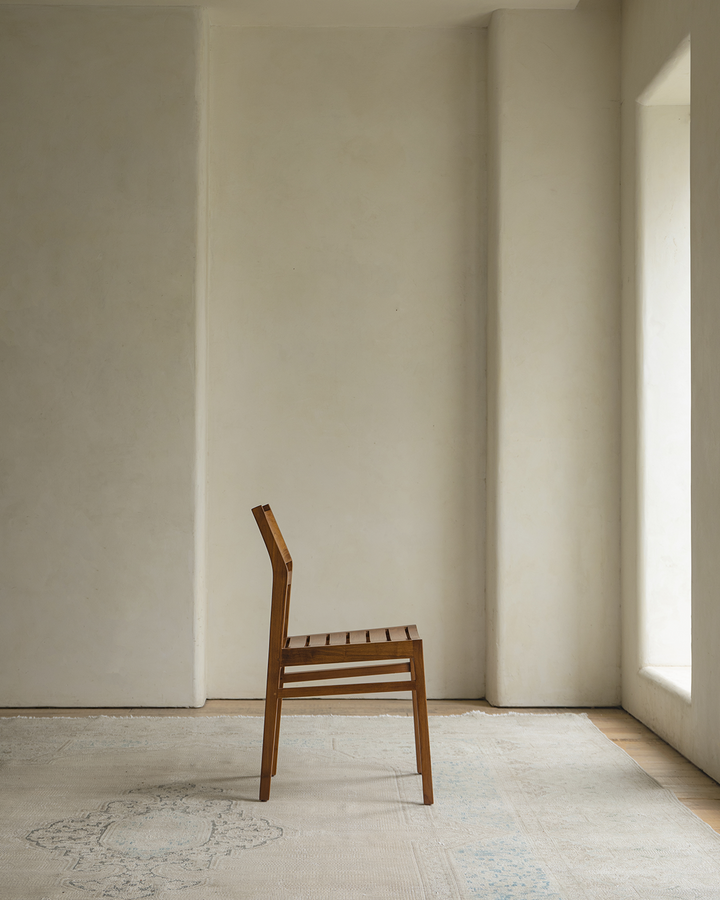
xmin=1 ymin=713 xmax=719 ymax=899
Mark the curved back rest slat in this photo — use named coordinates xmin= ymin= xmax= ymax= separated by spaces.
xmin=253 ymin=504 xmax=293 ymax=653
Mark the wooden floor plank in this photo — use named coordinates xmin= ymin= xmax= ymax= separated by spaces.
xmin=2 ymin=699 xmax=719 ymax=834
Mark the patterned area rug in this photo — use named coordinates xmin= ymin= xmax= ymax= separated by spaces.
xmin=2 ymin=713 xmax=720 ymax=899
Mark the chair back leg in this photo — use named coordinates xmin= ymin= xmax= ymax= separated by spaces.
xmin=260 ymin=658 xmax=282 ymax=801
xmin=272 ymin=698 xmax=283 ymax=777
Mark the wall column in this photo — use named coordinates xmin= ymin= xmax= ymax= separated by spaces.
xmin=487 ymin=2 xmax=621 ymax=706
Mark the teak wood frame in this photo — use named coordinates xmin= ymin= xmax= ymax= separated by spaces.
xmin=253 ymin=504 xmax=433 ymax=805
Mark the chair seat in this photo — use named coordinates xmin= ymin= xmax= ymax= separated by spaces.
xmin=285 ymin=625 xmax=420 ymax=649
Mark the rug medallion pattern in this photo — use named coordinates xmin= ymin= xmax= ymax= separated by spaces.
xmin=25 ymin=783 xmax=282 ymax=898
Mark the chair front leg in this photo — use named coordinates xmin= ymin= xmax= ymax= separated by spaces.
xmin=411 ymin=643 xmax=434 ymax=805
xmin=410 ymin=659 xmax=423 ymax=774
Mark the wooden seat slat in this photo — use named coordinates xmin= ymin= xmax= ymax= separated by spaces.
xmin=348 ymin=629 xmax=369 ymax=644
xmin=388 ymin=625 xmax=409 ymax=641
xmin=329 ymin=631 xmax=349 ymax=645
xmin=368 ymin=627 xmax=389 ymax=643
xmin=308 ymin=632 xmax=329 ymax=647
xmin=407 ymin=624 xmax=420 ymax=640
xmin=287 ymin=634 xmax=308 ymax=649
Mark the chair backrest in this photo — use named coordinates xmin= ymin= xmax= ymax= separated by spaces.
xmin=253 ymin=504 xmax=293 ymax=657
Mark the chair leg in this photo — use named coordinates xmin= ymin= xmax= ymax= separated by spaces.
xmin=260 ymin=680 xmax=280 ymax=801
xmin=271 ymin=697 xmax=282 ymax=777
xmin=410 ymin=660 xmax=423 ymax=775
xmin=411 ymin=643 xmax=434 ymax=805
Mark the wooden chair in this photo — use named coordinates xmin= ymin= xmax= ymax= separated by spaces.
xmin=253 ymin=504 xmax=433 ymax=805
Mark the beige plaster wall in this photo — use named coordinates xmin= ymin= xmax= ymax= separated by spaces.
xmin=486 ymin=3 xmax=621 ymax=706
xmin=622 ymin=0 xmax=720 ymax=783
xmin=0 ymin=7 xmax=202 ymax=706
xmin=206 ymin=26 xmax=486 ymax=698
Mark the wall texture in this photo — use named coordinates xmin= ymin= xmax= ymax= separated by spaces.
xmin=486 ymin=3 xmax=621 ymax=706
xmin=205 ymin=26 xmax=486 ymax=698
xmin=0 ymin=7 xmax=202 ymax=706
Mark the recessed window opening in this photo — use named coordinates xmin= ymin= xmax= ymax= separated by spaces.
xmin=638 ymin=38 xmax=692 ymax=700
